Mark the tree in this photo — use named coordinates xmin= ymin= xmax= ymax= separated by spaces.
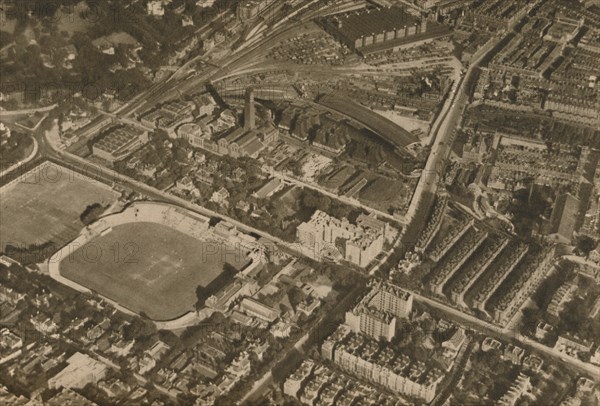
xmin=576 ymin=235 xmax=596 ymax=257
xmin=287 ymin=287 xmax=305 ymax=309
xmin=80 ymin=203 xmax=106 ymax=225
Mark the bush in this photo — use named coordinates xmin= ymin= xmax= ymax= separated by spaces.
xmin=80 ymin=203 xmax=107 ymax=225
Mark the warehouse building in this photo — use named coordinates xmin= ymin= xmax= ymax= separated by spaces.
xmin=321 ymin=6 xmax=429 ymax=54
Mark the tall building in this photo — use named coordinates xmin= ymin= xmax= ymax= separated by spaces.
xmin=369 ymin=281 xmax=414 ymax=318
xmin=244 ymin=87 xmax=256 ymax=131
xmin=296 ymin=210 xmax=384 ymax=268
xmin=345 ymin=307 xmax=397 ymax=342
xmin=344 ymin=281 xmax=413 ymax=341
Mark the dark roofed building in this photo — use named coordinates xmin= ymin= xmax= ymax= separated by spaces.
xmin=321 ymin=6 xmax=428 ymax=52
xmin=218 ymin=125 xmax=277 ymax=158
xmin=313 ymin=121 xmax=351 ymax=155
xmin=548 ymin=193 xmax=581 ymax=241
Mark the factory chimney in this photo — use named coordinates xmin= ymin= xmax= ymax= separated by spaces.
xmin=244 ymin=87 xmax=256 ymax=130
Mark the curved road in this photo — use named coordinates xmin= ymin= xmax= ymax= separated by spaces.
xmin=0 ymin=136 xmax=38 ymax=179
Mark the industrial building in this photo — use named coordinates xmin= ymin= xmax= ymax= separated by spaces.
xmin=92 ymin=126 xmax=149 ymax=163
xmin=321 ymin=6 xmax=430 ymax=54
xmin=236 ymin=0 xmax=273 ymax=21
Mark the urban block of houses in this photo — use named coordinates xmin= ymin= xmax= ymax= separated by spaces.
xmin=554 ymin=335 xmax=594 ymax=358
xmin=321 ymin=325 xmax=444 ymax=403
xmin=547 ymin=281 xmax=577 ymax=317
xmin=283 ymin=359 xmax=315 ymax=398
xmin=497 ymin=373 xmax=532 ymax=406
xmin=0 ymin=328 xmax=23 ymax=365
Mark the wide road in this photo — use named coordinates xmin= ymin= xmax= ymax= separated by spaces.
xmin=240 ymin=280 xmax=367 ymax=404
xmin=271 ymin=171 xmax=404 ymax=223
xmin=409 ymin=289 xmax=600 ymax=379
xmin=44 ymin=143 xmax=315 ymax=263
xmin=402 ymin=6 xmax=522 ymax=232
xmin=377 ymin=0 xmax=600 ymax=380
xmin=0 ymin=104 xmax=58 ymax=117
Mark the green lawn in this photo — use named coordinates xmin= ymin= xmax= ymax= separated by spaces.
xmin=0 ymin=162 xmax=118 ymax=252
xmin=60 ymin=222 xmax=249 ymax=320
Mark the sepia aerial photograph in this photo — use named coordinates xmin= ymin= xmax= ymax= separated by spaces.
xmin=0 ymin=0 xmax=599 ymax=404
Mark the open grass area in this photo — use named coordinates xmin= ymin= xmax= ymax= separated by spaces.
xmin=0 ymin=134 xmax=34 ymax=171
xmin=60 ymin=222 xmax=249 ymax=320
xmin=0 ymin=162 xmax=118 ymax=252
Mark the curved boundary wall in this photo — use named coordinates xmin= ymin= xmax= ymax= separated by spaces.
xmin=47 ymin=202 xmax=217 ymax=327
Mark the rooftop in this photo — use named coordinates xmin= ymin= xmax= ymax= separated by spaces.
xmin=326 ymin=7 xmax=418 ymax=42
xmin=94 ymin=126 xmax=147 ymax=154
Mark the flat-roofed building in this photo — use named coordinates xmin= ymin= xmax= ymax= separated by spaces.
xmin=48 ymin=352 xmax=107 ymax=390
xmin=239 ymin=297 xmax=280 ymax=323
xmin=253 ymin=178 xmax=284 ymax=199
xmin=321 ymin=6 xmax=429 ymax=54
xmin=92 ymin=126 xmax=149 ymax=163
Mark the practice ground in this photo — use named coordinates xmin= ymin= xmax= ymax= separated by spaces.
xmin=60 ymin=222 xmax=249 ymax=320
xmin=0 ymin=163 xmax=118 ymax=251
